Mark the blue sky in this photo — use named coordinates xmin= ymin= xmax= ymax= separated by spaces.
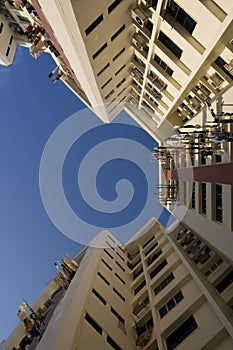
xmin=0 ymin=47 xmax=171 ymax=341
xmin=0 ymin=47 xmax=83 ymax=341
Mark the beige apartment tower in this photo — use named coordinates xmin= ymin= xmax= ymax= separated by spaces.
xmin=0 ymin=0 xmax=232 ymax=140
xmin=1 ymin=220 xmax=233 ymax=350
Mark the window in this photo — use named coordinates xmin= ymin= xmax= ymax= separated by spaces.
xmin=191 ymin=183 xmax=195 ymax=209
xmin=105 ymin=89 xmax=115 ymax=100
xmin=113 ymin=47 xmax=125 ymax=61
xmin=117 ymin=87 xmax=126 ymax=96
xmin=116 ymin=77 xmax=126 ymax=89
xmin=216 ymin=184 xmax=223 ymax=223
xmin=108 ymin=0 xmax=123 ymax=14
xmin=113 ymin=288 xmax=125 ymax=301
xmin=115 ymin=64 xmax=126 ymax=76
xmin=109 ymin=105 xmax=117 ymax=114
xmin=9 ymin=35 xmax=13 ymax=45
xmin=147 ymin=250 xmax=163 ymax=266
xmin=111 ymin=24 xmax=125 ymax=41
xmin=165 ymin=0 xmax=196 ymax=34
xmin=92 ymin=288 xmax=107 ymax=305
xmin=106 ymin=241 xmax=114 ymax=250
xmin=205 ymin=259 xmax=223 ymax=277
xmin=6 ymin=47 xmax=10 ymax=57
xmin=97 ymin=272 xmax=110 ymax=285
xmin=201 ymin=183 xmax=207 ymax=215
xmin=133 ymin=267 xmax=143 ymax=280
xmin=154 ymin=54 xmax=173 ymax=76
xmin=116 ymin=252 xmax=125 ymax=261
xmin=134 ymin=54 xmax=146 ymax=69
xmin=150 ymin=259 xmax=168 ymax=279
xmin=159 ymin=291 xmax=184 ymax=318
xmin=145 ymin=242 xmax=158 ymax=256
xmin=102 ymin=259 xmax=112 ymax=271
xmin=115 ymin=273 xmax=126 ymax=285
xmin=110 ymin=307 xmax=125 ymax=324
xmin=97 ymin=63 xmax=110 ymax=77
xmin=92 ymin=42 xmax=107 ymax=59
xmin=127 ymin=258 xmax=140 ymax=270
xmin=143 ymin=236 xmax=155 ymax=249
xmin=154 ymin=273 xmax=175 ymax=295
xmin=194 ymin=247 xmax=211 ymax=265
xmin=107 ymin=335 xmax=122 ymax=350
xmin=0 ymin=23 xmax=3 ymax=33
xmin=133 ymin=296 xmax=149 ymax=315
xmin=85 ymin=314 xmax=102 ymax=335
xmin=215 ymin=154 xmax=222 ymax=163
xmin=215 ymin=57 xmax=233 ymax=80
xmin=104 ymin=248 xmax=113 ymax=259
xmin=166 ymin=315 xmax=198 ymax=350
xmin=149 ymin=70 xmax=167 ymax=90
xmin=215 ymin=270 xmax=233 ymax=293
xmin=85 ymin=14 xmax=103 ymax=36
xmin=115 ymin=260 xmax=125 ymax=272
xmin=134 ymin=280 xmax=146 ymax=295
xmin=107 ymin=235 xmax=116 ymax=243
xmin=136 ymin=317 xmax=153 ymax=336
xmin=158 ymin=31 xmax=182 ymax=59
xmin=145 ymin=20 xmax=153 ymax=33
xmin=101 ymin=77 xmax=112 ymax=89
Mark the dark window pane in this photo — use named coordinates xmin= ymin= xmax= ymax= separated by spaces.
xmin=85 ymin=14 xmax=103 ymax=36
xmin=108 ymin=0 xmax=123 ymax=14
xmin=158 ymin=31 xmax=182 ymax=59
xmin=167 ymin=299 xmax=176 ymax=310
xmin=159 ymin=306 xmax=167 ymax=318
xmin=85 ymin=314 xmax=102 ymax=335
xmin=166 ymin=316 xmax=198 ymax=350
xmin=216 ymin=270 xmax=233 ymax=293
xmin=175 ymin=291 xmax=184 ymax=303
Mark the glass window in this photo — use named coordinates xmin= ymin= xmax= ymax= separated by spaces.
xmin=150 ymin=259 xmax=167 ymax=279
xmin=108 ymin=0 xmax=123 ymax=14
xmin=165 ymin=0 xmax=196 ymax=34
xmin=134 ymin=280 xmax=146 ymax=295
xmin=215 ymin=270 xmax=233 ymax=293
xmin=111 ymin=24 xmax=125 ymax=41
xmin=158 ymin=31 xmax=182 ymax=59
xmin=216 ymin=184 xmax=223 ymax=223
xmin=85 ymin=314 xmax=102 ymax=335
xmin=85 ymin=14 xmax=103 ymax=36
xmin=92 ymin=42 xmax=107 ymax=59
xmin=92 ymin=289 xmax=107 ymax=305
xmin=159 ymin=291 xmax=184 ymax=318
xmin=166 ymin=315 xmax=198 ymax=349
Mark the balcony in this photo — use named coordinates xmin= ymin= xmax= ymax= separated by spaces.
xmin=136 ymin=316 xmax=154 ymax=349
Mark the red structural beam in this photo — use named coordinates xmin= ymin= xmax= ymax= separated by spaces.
xmin=167 ymin=162 xmax=233 ymax=185
xmin=31 ymin=1 xmax=84 ymax=92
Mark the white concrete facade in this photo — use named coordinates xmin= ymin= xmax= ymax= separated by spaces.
xmin=1 ymin=0 xmax=232 ymax=140
xmin=2 ymin=222 xmax=233 ymax=350
xmin=32 ymin=0 xmax=233 ymax=138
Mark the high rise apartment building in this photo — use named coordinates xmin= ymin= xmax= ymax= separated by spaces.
xmin=0 ymin=2 xmax=233 ymax=349
xmin=0 ymin=0 xmax=232 ymax=140
xmin=1 ymin=220 xmax=233 ymax=350
xmin=156 ymin=85 xmax=233 ymax=267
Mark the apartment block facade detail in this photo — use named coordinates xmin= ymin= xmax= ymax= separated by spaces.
xmin=2 ymin=222 xmax=233 ymax=350
xmin=0 ymin=0 xmax=232 ymax=140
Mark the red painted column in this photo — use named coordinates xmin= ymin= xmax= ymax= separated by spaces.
xmin=168 ymin=163 xmax=233 ymax=185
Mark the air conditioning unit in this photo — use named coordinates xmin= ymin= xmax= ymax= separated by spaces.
xmin=132 ymin=5 xmax=151 ymax=27
xmin=208 ymin=73 xmax=224 ymax=89
xmin=132 ymin=32 xmax=147 ymax=51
